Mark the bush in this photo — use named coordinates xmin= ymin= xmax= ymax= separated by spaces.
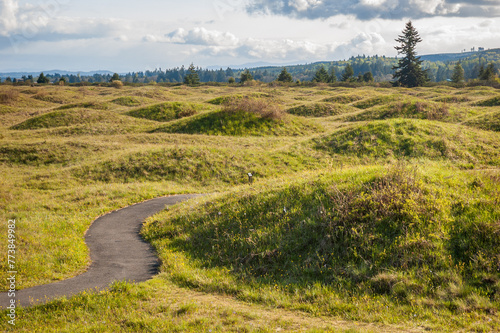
xmin=222 ymin=98 xmax=284 ymax=121
xmin=0 ymin=89 xmax=19 ymax=104
xmin=111 ymin=80 xmax=123 ymax=89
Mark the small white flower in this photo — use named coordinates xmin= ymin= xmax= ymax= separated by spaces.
xmin=283 ymin=207 xmax=287 ymax=213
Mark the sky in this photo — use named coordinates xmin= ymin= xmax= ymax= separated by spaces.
xmin=0 ymin=0 xmax=499 ymax=72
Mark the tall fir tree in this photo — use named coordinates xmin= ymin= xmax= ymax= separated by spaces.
xmin=184 ymin=63 xmax=200 ymax=85
xmin=451 ymin=62 xmax=465 ymax=84
xmin=313 ymin=66 xmax=329 ymax=83
xmin=392 ymin=21 xmax=428 ymax=87
xmin=341 ymin=64 xmax=354 ymax=82
xmin=328 ymin=67 xmax=337 ymax=83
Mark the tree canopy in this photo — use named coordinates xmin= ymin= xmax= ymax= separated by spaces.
xmin=392 ymin=21 xmax=428 ymax=87
xmin=277 ymin=67 xmax=293 ymax=82
xmin=184 ymin=63 xmax=200 ymax=85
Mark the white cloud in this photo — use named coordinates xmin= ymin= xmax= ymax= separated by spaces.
xmin=333 ymin=32 xmax=387 ymax=59
xmin=164 ymin=27 xmax=239 ymax=46
xmin=0 ymin=0 xmax=19 ymax=36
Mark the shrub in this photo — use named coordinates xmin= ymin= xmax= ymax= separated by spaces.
xmin=111 ymin=80 xmax=123 ymax=89
xmin=222 ymin=98 xmax=284 ymax=121
xmin=0 ymin=89 xmax=19 ymax=104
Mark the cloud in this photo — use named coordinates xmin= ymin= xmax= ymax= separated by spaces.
xmin=333 ymin=32 xmax=387 ymax=58
xmin=163 ymin=27 xmax=239 ymax=46
xmin=145 ymin=25 xmax=388 ymax=63
xmin=0 ymin=0 xmax=127 ymax=43
xmin=246 ymin=0 xmax=500 ymax=20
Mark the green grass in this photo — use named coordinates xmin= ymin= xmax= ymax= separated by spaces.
xmin=10 ymin=109 xmax=129 ymax=130
xmin=127 ymin=102 xmax=209 ymax=122
xmin=313 ymin=119 xmax=500 ymax=166
xmin=0 ymin=84 xmax=499 ymax=332
xmin=111 ymin=96 xmax=143 ymax=106
xmin=142 ymin=165 xmax=500 ymax=331
xmin=154 ymin=110 xmax=323 ymax=136
xmin=463 ymin=110 xmax=500 ymax=132
xmin=287 ymin=103 xmax=356 ymax=117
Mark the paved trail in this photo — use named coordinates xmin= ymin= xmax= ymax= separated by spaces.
xmin=0 ymin=194 xmax=201 ymax=308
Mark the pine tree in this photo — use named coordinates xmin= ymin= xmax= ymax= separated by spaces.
xmin=341 ymin=64 xmax=354 ymax=82
xmin=37 ymin=72 xmax=50 ymax=84
xmin=240 ymin=69 xmax=253 ymax=84
xmin=184 ymin=63 xmax=200 ymax=85
xmin=478 ymin=63 xmax=496 ymax=81
xmin=392 ymin=21 xmax=428 ymax=87
xmin=313 ymin=66 xmax=329 ymax=83
xmin=363 ymin=72 xmax=374 ymax=82
xmin=451 ymin=62 xmax=465 ymax=84
xmin=277 ymin=67 xmax=293 ymax=82
xmin=328 ymin=67 xmax=337 ymax=83
xmin=110 ymin=73 xmax=120 ymax=82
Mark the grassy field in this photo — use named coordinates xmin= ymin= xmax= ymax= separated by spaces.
xmin=0 ymin=83 xmax=499 ymax=332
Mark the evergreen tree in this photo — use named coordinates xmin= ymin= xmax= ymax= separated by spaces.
xmin=451 ymin=62 xmax=465 ymax=84
xmin=392 ymin=21 xmax=428 ymax=87
xmin=341 ymin=64 xmax=354 ymax=82
xmin=5 ymin=77 xmax=12 ymax=83
xmin=240 ymin=69 xmax=253 ymax=84
xmin=328 ymin=67 xmax=337 ymax=83
xmin=277 ymin=67 xmax=293 ymax=82
xmin=478 ymin=63 xmax=496 ymax=81
xmin=110 ymin=73 xmax=120 ymax=81
xmin=184 ymin=63 xmax=200 ymax=85
xmin=37 ymin=72 xmax=50 ymax=84
xmin=313 ymin=66 xmax=329 ymax=83
xmin=363 ymin=72 xmax=374 ymax=82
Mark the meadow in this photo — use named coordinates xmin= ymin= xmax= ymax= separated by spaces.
xmin=0 ymin=82 xmax=499 ymax=332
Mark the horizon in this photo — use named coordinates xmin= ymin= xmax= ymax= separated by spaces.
xmin=1 ymin=0 xmax=499 ymax=73
xmin=1 ymin=47 xmax=498 ymax=77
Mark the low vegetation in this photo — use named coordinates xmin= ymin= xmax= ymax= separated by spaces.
xmin=0 ymin=84 xmax=499 ymax=332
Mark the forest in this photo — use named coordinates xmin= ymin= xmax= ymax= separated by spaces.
xmin=1 ymin=48 xmax=500 ymax=85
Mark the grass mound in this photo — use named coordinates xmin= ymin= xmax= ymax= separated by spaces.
xmin=322 ymin=94 xmax=364 ymax=104
xmin=207 ymin=93 xmax=270 ymax=105
xmin=10 ymin=109 xmax=117 ymax=130
xmin=464 ymin=110 xmax=500 ymax=132
xmin=314 ymin=119 xmax=500 ymax=165
xmin=207 ymin=95 xmax=244 ymax=105
xmin=55 ymin=101 xmax=109 ymax=110
xmin=287 ymin=102 xmax=354 ymax=117
xmin=344 ymin=99 xmax=450 ymax=121
xmin=127 ymin=102 xmax=205 ymax=122
xmin=0 ymin=141 xmax=100 ymax=165
xmin=352 ymin=95 xmax=400 ymax=109
xmin=475 ymin=96 xmax=500 ymax=107
xmin=10 ymin=109 xmax=154 ymax=132
xmin=31 ymin=90 xmax=77 ymax=104
xmin=111 ymin=96 xmax=143 ymax=106
xmin=155 ymin=99 xmax=322 ymax=136
xmin=143 ymin=166 xmax=500 ymax=329
xmin=75 ymin=146 xmax=324 ymax=184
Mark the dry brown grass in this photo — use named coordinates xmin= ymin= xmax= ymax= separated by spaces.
xmin=222 ymin=97 xmax=285 ymax=121
xmin=0 ymin=89 xmax=19 ymax=104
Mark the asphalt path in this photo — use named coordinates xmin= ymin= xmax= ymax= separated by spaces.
xmin=0 ymin=194 xmax=201 ymax=308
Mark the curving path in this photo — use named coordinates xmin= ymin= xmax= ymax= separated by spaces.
xmin=0 ymin=194 xmax=201 ymax=308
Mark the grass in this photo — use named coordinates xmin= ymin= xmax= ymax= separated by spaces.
xmin=0 ymin=84 xmax=499 ymax=332
xmin=126 ymin=102 xmax=208 ymax=122
xmin=141 ymin=164 xmax=500 ymax=331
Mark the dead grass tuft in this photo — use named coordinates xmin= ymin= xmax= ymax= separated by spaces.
xmin=222 ymin=97 xmax=285 ymax=121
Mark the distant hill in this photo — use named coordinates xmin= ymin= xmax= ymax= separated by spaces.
xmin=0 ymin=70 xmax=114 ymax=79
xmin=1 ymin=49 xmax=499 ymax=83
